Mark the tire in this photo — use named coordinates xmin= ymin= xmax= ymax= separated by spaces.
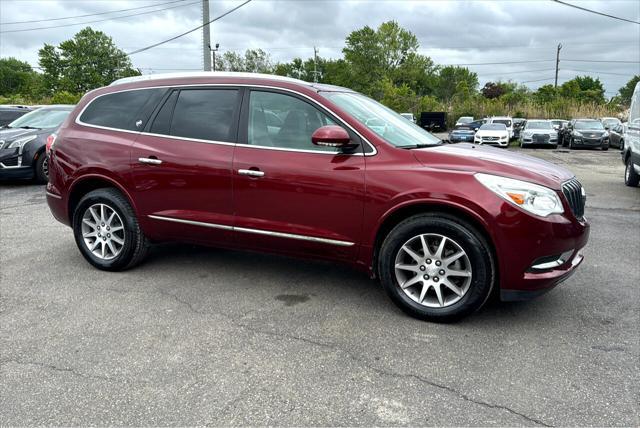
xmin=72 ymin=188 xmax=149 ymax=271
xmin=625 ymin=158 xmax=640 ymax=187
xmin=378 ymin=213 xmax=495 ymax=323
xmin=619 ymin=140 xmax=624 ymax=151
xmin=602 ymin=144 xmax=609 ymax=151
xmin=34 ymin=153 xmax=48 ymax=184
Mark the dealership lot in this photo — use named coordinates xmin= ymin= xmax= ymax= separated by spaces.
xmin=1 ymin=148 xmax=638 ymax=426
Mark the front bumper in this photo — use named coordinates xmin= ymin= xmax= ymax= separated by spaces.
xmin=573 ymin=136 xmax=608 ymax=148
xmin=0 ymin=148 xmax=33 ymax=179
xmin=475 ymin=138 xmax=509 ymax=147
xmin=450 ymin=134 xmax=475 ymax=143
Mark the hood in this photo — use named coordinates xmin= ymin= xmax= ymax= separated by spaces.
xmin=576 ymin=130 xmax=605 ymax=136
xmin=475 ymin=129 xmax=508 ymax=137
xmin=0 ymin=127 xmax=54 ymax=142
xmin=524 ymin=129 xmax=557 ymax=135
xmin=411 ymin=143 xmax=574 ymax=189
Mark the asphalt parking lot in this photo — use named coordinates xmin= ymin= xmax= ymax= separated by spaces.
xmin=1 ymin=147 xmax=638 ymax=426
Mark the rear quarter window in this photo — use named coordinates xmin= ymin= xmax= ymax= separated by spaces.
xmin=79 ymin=88 xmax=165 ymax=131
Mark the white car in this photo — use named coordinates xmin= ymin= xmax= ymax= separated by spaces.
xmin=474 ymin=123 xmax=510 ymax=147
xmin=601 ymin=116 xmax=621 ymax=131
xmin=455 ymin=116 xmax=474 ymax=126
xmin=623 ymin=82 xmax=640 ymax=187
xmin=487 ymin=116 xmax=514 ymax=139
xmin=520 ymin=120 xmax=558 ymax=148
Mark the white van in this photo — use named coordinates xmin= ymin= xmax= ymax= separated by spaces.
xmin=487 ymin=116 xmax=514 ymax=140
xmin=623 ymin=82 xmax=640 ymax=187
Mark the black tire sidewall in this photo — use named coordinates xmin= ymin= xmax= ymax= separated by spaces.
xmin=378 ymin=215 xmax=494 ymax=322
xmin=626 ymin=159 xmax=640 ymax=187
xmin=72 ymin=189 xmax=141 ymax=271
xmin=34 ymin=154 xmax=48 ymax=184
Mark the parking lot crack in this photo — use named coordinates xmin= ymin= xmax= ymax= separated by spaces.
xmin=362 ymin=365 xmax=552 ymax=427
xmin=0 ymin=358 xmax=114 ymax=382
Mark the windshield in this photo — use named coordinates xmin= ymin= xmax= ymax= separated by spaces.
xmin=8 ymin=108 xmax=71 ymax=129
xmin=480 ymin=124 xmax=506 ymax=131
xmin=457 ymin=116 xmax=473 ymax=124
xmin=322 ymin=92 xmax=441 ymax=147
xmin=602 ymin=118 xmax=620 ymax=127
xmin=526 ymin=121 xmax=552 ymax=130
xmin=575 ymin=121 xmax=604 ymax=130
xmin=493 ymin=119 xmax=512 ymax=127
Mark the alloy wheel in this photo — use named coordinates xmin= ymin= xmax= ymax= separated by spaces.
xmin=42 ymin=156 xmax=49 ymax=178
xmin=81 ymin=203 xmax=125 ymax=260
xmin=394 ymin=233 xmax=473 ymax=308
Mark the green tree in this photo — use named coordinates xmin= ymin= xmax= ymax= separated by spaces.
xmin=534 ymin=84 xmax=558 ymax=104
xmin=218 ymin=49 xmax=274 ymax=73
xmin=38 ymin=27 xmax=139 ymax=94
xmin=560 ymin=75 xmax=605 ymax=104
xmin=342 ymin=21 xmax=423 ymax=96
xmin=434 ymin=66 xmax=478 ymax=102
xmin=0 ymin=57 xmax=42 ymax=97
xmin=617 ymin=75 xmax=640 ymax=106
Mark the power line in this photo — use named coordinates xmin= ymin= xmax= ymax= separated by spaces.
xmin=561 ymin=68 xmax=637 ymax=77
xmin=520 ymin=77 xmax=557 ymax=84
xmin=550 ymin=0 xmax=640 ymax=25
xmin=443 ymin=59 xmax=554 ymax=66
xmin=127 ymin=0 xmax=253 ymax=56
xmin=0 ymin=0 xmax=199 ymax=33
xmin=563 ymin=59 xmax=640 ymax=64
xmin=0 ymin=0 xmax=188 ymax=25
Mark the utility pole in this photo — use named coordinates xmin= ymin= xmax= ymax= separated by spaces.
xmin=554 ymin=43 xmax=562 ymax=88
xmin=202 ymin=0 xmax=212 ymax=71
xmin=313 ymin=46 xmax=319 ymax=83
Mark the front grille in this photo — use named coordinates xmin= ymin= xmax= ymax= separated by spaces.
xmin=482 ymin=136 xmax=499 ymax=141
xmin=533 ymin=134 xmax=550 ymax=144
xmin=562 ymin=178 xmax=585 ymax=219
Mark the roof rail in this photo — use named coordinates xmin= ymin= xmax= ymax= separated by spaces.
xmin=110 ymin=71 xmax=312 ymax=87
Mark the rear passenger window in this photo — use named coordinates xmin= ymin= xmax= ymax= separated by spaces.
xmin=167 ymin=89 xmax=239 ymax=142
xmin=80 ymin=88 xmax=164 ymax=131
xmin=149 ymin=91 xmax=178 ymax=136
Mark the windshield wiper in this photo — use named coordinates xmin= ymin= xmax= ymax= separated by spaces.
xmin=19 ymin=126 xmax=41 ymax=129
xmin=398 ymin=142 xmax=442 ymax=149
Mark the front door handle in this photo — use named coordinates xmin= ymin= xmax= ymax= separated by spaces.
xmin=138 ymin=157 xmax=162 ymax=165
xmin=238 ymin=169 xmax=265 ymax=178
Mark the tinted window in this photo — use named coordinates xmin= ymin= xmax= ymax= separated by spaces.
xmin=0 ymin=110 xmax=26 ymax=125
xmin=480 ymin=124 xmax=507 ymax=131
xmin=575 ymin=121 xmax=604 ymax=130
xmin=169 ymin=89 xmax=238 ymax=142
xmin=493 ymin=119 xmax=512 ymax=127
xmin=248 ymin=91 xmax=337 ymax=151
xmin=80 ymin=88 xmax=163 ymax=131
xmin=149 ymin=91 xmax=178 ymax=135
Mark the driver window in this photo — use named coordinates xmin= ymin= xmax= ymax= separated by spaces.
xmin=248 ymin=90 xmax=336 ymax=152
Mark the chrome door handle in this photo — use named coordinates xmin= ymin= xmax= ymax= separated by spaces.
xmin=138 ymin=157 xmax=162 ymax=165
xmin=238 ymin=169 xmax=264 ymax=177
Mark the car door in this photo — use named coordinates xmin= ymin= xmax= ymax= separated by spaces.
xmin=130 ymin=87 xmax=241 ymax=245
xmin=231 ymin=88 xmax=366 ymax=261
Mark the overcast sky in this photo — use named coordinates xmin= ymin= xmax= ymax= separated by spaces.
xmin=1 ymin=0 xmax=639 ymax=96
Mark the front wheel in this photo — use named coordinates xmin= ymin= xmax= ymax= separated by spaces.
xmin=378 ymin=214 xmax=495 ymax=322
xmin=602 ymin=143 xmax=609 ymax=151
xmin=34 ymin=153 xmax=48 ymax=184
xmin=73 ymin=188 xmax=149 ymax=271
xmin=619 ymin=140 xmax=624 ymax=151
xmin=625 ymin=158 xmax=640 ymax=187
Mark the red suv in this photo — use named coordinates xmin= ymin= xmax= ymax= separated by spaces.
xmin=46 ymin=73 xmax=589 ymax=322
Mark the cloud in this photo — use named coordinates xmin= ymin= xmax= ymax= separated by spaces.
xmin=0 ymin=0 xmax=638 ymax=95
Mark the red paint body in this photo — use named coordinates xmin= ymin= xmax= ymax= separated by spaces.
xmin=46 ymin=74 xmax=589 ymax=296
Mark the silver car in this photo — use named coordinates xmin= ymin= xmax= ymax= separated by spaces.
xmin=519 ymin=120 xmax=558 ymax=148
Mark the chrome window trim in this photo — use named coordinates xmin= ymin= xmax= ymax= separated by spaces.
xmin=74 ymin=83 xmax=377 ymax=156
xmin=148 ymin=215 xmax=354 ymax=247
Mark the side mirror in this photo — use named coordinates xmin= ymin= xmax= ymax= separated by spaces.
xmin=311 ymin=125 xmax=353 ymax=148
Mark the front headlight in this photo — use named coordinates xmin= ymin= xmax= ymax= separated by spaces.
xmin=7 ymin=135 xmax=37 ymax=150
xmin=522 ymin=132 xmax=533 ymax=138
xmin=603 ymin=131 xmax=609 ymax=138
xmin=573 ymin=131 xmax=583 ymax=137
xmin=475 ymin=173 xmax=564 ymax=217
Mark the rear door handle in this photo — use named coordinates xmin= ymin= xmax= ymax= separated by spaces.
xmin=138 ymin=157 xmax=162 ymax=165
xmin=238 ymin=169 xmax=265 ymax=178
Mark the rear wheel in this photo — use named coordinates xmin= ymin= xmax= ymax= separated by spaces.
xmin=72 ymin=188 xmax=149 ymax=271
xmin=378 ymin=214 xmax=494 ymax=322
xmin=619 ymin=140 xmax=624 ymax=151
xmin=625 ymin=158 xmax=640 ymax=187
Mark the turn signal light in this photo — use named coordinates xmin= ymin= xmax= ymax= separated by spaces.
xmin=506 ymin=192 xmax=526 ymax=205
